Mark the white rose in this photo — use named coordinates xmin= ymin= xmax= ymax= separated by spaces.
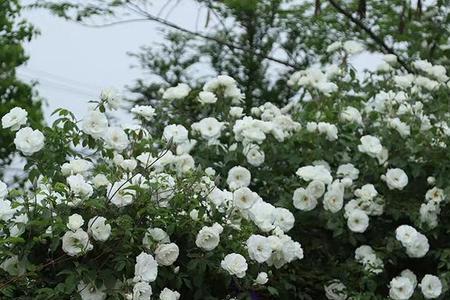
xmin=67 ymin=174 xmax=93 ymax=198
xmin=176 ymin=139 xmax=197 ymax=155
xmin=347 ymin=209 xmax=369 ymax=233
xmin=189 ymin=209 xmax=199 ymax=221
xmin=292 ymin=188 xmax=317 ymax=211
xmin=103 ymin=127 xmax=129 ymax=151
xmin=14 ymin=127 xmax=45 ymax=156
xmin=354 ymin=184 xmax=378 ymax=201
xmin=207 ymin=187 xmax=232 ymax=208
xmin=420 ymin=274 xmax=442 ymax=299
xmin=361 ymin=253 xmax=384 ymax=274
xmin=134 ymin=252 xmax=158 ymax=283
xmin=61 ymin=159 xmax=93 ymax=176
xmin=162 ymin=83 xmax=191 ymax=100
xmin=133 ymin=282 xmax=153 ymax=300
xmin=233 ymin=187 xmax=258 ymax=210
xmin=92 ymin=174 xmax=110 ymax=188
xmin=425 ymin=187 xmax=445 ymax=203
xmin=0 ymin=199 xmax=16 ymax=222
xmin=273 ymin=207 xmax=295 ymax=232
xmin=306 ymin=122 xmax=317 ymax=132
xmin=306 ymin=180 xmax=326 ymax=199
xmin=280 ymin=238 xmax=304 ymax=263
xmin=143 ymin=227 xmax=170 ymax=248
xmin=323 ymin=183 xmax=344 ymax=213
xmin=227 ymin=166 xmax=251 ymax=191
xmin=62 ymin=228 xmax=93 ymax=256
xmin=2 ymin=107 xmax=28 ymax=131
xmin=131 ymin=105 xmax=155 ymax=121
xmin=401 ymin=269 xmax=418 ymax=288
xmin=246 ymin=235 xmax=272 ymax=263
xmin=120 ymin=159 xmax=137 ymax=171
xmin=377 ymin=147 xmax=389 ymax=165
xmin=198 ymin=91 xmax=217 ymax=104
xmin=343 ymin=40 xmax=364 ymax=54
xmin=159 ymin=288 xmax=180 ymax=300
xmin=383 ymin=54 xmax=398 ymax=64
xmin=324 ymin=280 xmax=347 ymax=300
xmin=100 ymin=88 xmax=121 ymax=110
xmin=358 ymin=135 xmax=382 ymax=157
xmin=427 ymin=176 xmax=436 ymax=185
xmin=108 ymin=180 xmax=135 ymax=207
xmin=405 ymin=233 xmax=429 ymax=258
xmin=195 ymin=224 xmax=222 ymax=251
xmin=248 ymin=201 xmax=276 ymax=232
xmin=317 ymin=122 xmax=338 ymax=141
xmin=244 ymin=144 xmax=265 ymax=167
xmin=163 ymin=124 xmax=189 ymax=144
xmin=221 ymin=253 xmax=248 ymax=278
xmin=326 ymin=41 xmax=342 ymax=53
xmin=81 ymin=111 xmax=108 ymax=139
xmin=296 ymin=165 xmax=332 ymax=185
xmin=155 ymin=243 xmax=179 ymax=266
xmin=389 ymin=276 xmax=415 ymax=300
xmin=340 ymin=106 xmax=362 ymax=125
xmin=255 ymin=272 xmax=269 ymax=285
xmin=173 ymin=153 xmax=194 ymax=174
xmin=67 ymin=214 xmax=84 ymax=231
xmin=383 ymin=168 xmax=408 ymax=190
xmin=191 ymin=117 xmax=224 ymax=141
xmin=420 ymin=203 xmax=439 ymax=228
xmin=87 ymin=216 xmax=111 ymax=241
xmin=389 ymin=117 xmax=411 ymax=137
xmin=229 ymin=106 xmax=244 ymax=118
xmin=113 ymin=153 xmax=124 ymax=165
xmin=396 ymin=225 xmax=419 ymax=246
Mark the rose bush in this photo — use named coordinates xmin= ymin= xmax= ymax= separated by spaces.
xmin=0 ymin=95 xmax=303 ymax=299
xmin=1 ymin=40 xmax=450 ymax=299
xmin=130 ymin=41 xmax=449 ymax=299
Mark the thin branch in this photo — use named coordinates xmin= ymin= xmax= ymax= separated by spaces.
xmin=119 ymin=1 xmax=300 ymax=69
xmin=157 ymin=0 xmax=173 ymax=17
xmin=164 ymin=0 xmax=182 ymax=20
xmin=79 ymin=18 xmax=151 ymax=28
xmin=327 ymin=0 xmax=413 ymax=73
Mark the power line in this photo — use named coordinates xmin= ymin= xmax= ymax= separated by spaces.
xmin=18 ymin=70 xmax=101 ymax=94
xmin=17 ymin=71 xmax=99 ymax=98
xmin=21 ymin=67 xmax=105 ymax=90
xmin=17 ymin=70 xmax=100 ymax=94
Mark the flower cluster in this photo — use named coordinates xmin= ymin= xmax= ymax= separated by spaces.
xmin=134 ymin=42 xmax=450 ymax=299
xmin=2 ymin=40 xmax=450 ymax=299
xmin=0 ymin=88 xmax=303 ymax=299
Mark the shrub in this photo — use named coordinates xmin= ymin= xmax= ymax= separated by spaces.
xmin=134 ymin=42 xmax=450 ymax=299
xmin=0 ymin=95 xmax=302 ymax=299
xmin=2 ymin=41 xmax=450 ymax=299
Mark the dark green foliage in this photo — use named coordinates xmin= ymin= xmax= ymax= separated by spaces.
xmin=0 ymin=0 xmax=43 ymax=172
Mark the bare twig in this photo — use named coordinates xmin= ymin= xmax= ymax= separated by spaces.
xmin=91 ymin=1 xmax=299 ymax=69
xmin=327 ymin=0 xmax=413 ymax=73
xmin=80 ymin=18 xmax=150 ymax=28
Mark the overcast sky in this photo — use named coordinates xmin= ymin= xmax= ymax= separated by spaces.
xmin=18 ymin=1 xmax=382 ymax=124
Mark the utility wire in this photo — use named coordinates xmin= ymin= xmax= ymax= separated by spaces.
xmin=17 ymin=71 xmax=100 ymax=98
xmin=21 ymin=67 xmax=105 ymax=90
